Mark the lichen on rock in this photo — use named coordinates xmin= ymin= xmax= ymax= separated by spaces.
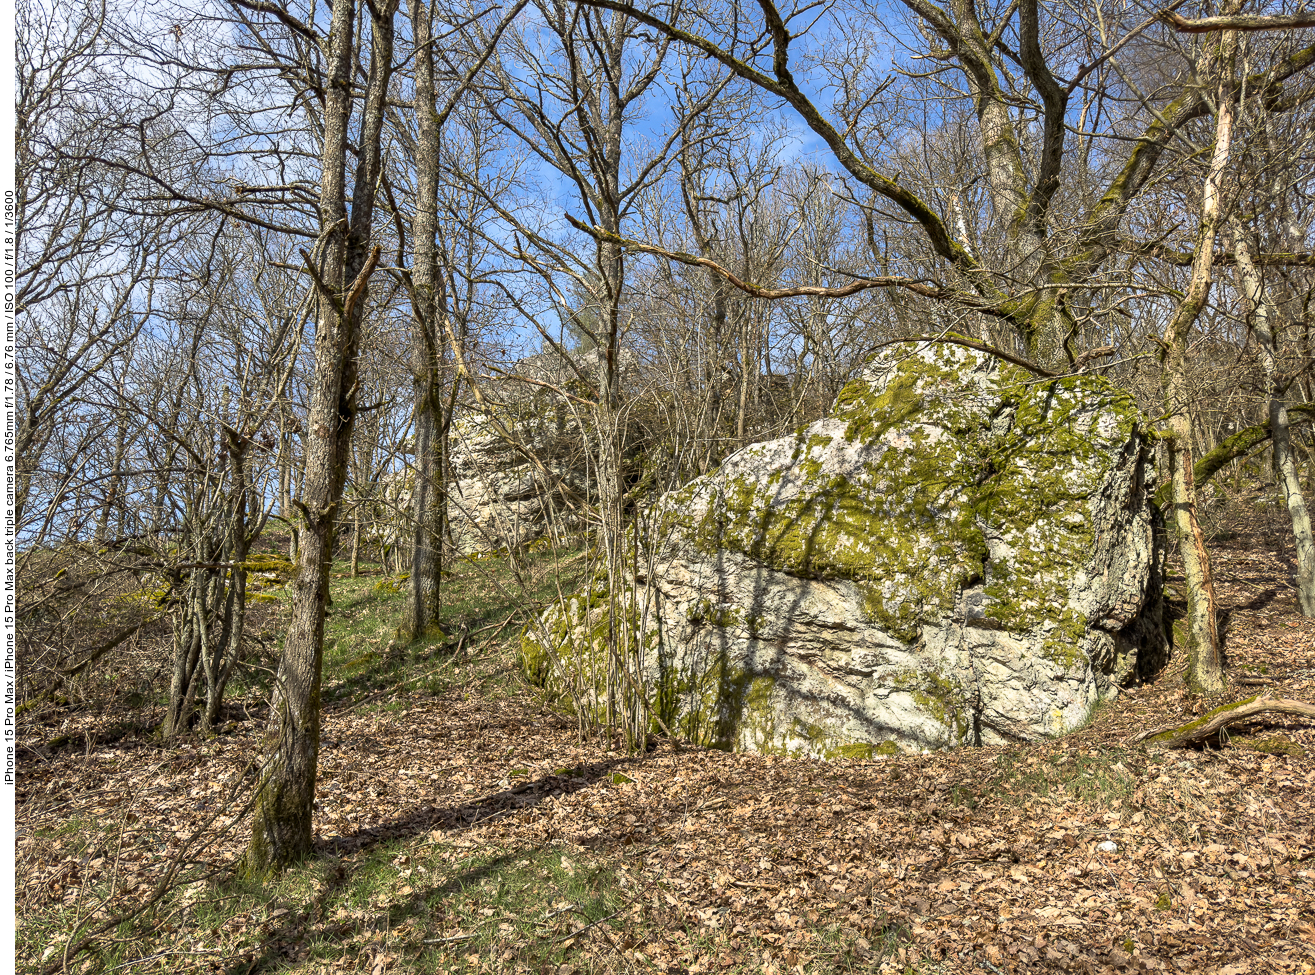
xmin=524 ymin=340 xmax=1166 ymax=755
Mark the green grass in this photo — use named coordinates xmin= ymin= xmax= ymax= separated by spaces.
xmin=228 ymin=544 xmax=590 ymax=712
xmin=27 ymin=838 xmax=633 ymax=974
xmin=984 ymin=747 xmax=1141 ymax=809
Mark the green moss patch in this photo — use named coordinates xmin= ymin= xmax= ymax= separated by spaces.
xmin=659 ymin=342 xmax=1144 ymax=654
xmin=1226 ymin=735 xmax=1306 ymax=758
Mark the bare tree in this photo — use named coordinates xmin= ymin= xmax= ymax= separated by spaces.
xmin=14 ymin=0 xmax=174 ymax=534
xmin=396 ymin=0 xmax=526 ymax=641
xmin=1221 ymin=35 xmax=1315 ymax=616
xmin=468 ymin=0 xmax=696 ymax=745
xmin=233 ymin=0 xmax=396 ymax=876
xmin=569 ymin=0 xmax=1315 ymax=374
xmin=1158 ymin=16 xmax=1242 ymax=695
xmin=156 ymin=232 xmax=301 ymax=738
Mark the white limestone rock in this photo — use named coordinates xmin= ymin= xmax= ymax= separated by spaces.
xmin=523 ymin=340 xmax=1165 ymax=755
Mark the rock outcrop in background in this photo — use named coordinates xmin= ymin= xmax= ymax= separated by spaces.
xmin=447 ymin=349 xmax=635 ymax=554
xmin=523 ymin=340 xmax=1166 ymax=754
xmin=447 ymin=403 xmax=587 ymax=555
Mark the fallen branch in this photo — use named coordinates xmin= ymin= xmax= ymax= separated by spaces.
xmin=1134 ymin=694 xmax=1315 ymax=747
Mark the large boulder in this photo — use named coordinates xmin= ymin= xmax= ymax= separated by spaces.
xmin=522 ymin=340 xmax=1165 ymax=754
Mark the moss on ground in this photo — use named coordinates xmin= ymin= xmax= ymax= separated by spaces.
xmin=1227 ymin=734 xmax=1305 ymax=757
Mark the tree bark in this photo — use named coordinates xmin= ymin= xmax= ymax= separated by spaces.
xmin=1230 ymin=218 xmax=1315 ymax=616
xmin=401 ymin=0 xmax=445 ymax=643
xmin=96 ymin=391 xmax=131 ymax=542
xmin=243 ymin=0 xmax=394 ymax=877
xmin=350 ymin=503 xmax=361 ymax=578
xmin=1160 ymin=21 xmax=1238 ymax=696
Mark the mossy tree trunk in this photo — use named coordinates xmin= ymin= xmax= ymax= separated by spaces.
xmin=1138 ymin=695 xmax=1315 ymax=748
xmin=243 ymin=0 xmax=394 ymax=878
xmin=1157 ymin=404 xmax=1315 ymax=506
xmin=1160 ymin=22 xmax=1238 ymax=696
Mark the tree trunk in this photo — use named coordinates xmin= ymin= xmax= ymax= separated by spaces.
xmin=405 ymin=384 xmax=444 ymax=638
xmin=1166 ymin=386 xmax=1224 ymax=695
xmin=279 ymin=414 xmax=299 ymax=563
xmin=202 ymin=432 xmax=251 ymax=732
xmin=1160 ymin=23 xmax=1237 ymax=696
xmin=162 ymin=611 xmax=201 ymax=739
xmin=163 ymin=468 xmax=218 ymax=740
xmin=96 ymin=397 xmax=130 ymax=542
xmin=350 ymin=503 xmax=361 ymax=578
xmin=243 ymin=0 xmax=393 ymax=877
xmin=1230 ymin=218 xmax=1315 ymax=616
xmin=401 ymin=0 xmax=444 ymax=642
xmin=1154 ymin=403 xmax=1315 ymax=507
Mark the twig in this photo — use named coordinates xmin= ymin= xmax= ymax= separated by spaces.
xmin=420 ymin=912 xmax=508 ymax=943
xmin=553 ymin=904 xmax=627 ymax=943
xmin=421 ymin=932 xmax=477 ymax=944
xmin=476 ymin=611 xmax=519 ymax=645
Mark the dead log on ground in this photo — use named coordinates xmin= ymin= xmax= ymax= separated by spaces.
xmin=1133 ymin=694 xmax=1315 ymax=748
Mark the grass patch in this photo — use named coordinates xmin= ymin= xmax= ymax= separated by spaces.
xmin=986 ymin=747 xmax=1140 ymax=809
xmin=231 ymin=544 xmax=590 ymax=713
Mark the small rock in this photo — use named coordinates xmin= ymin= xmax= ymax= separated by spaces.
xmin=1097 ymin=840 xmax=1119 ymax=853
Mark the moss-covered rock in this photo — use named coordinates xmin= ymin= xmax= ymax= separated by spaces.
xmin=525 ymin=340 xmax=1165 ymax=754
xmin=243 ymin=553 xmax=297 ymax=592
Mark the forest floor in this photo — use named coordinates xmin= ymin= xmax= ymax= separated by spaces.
xmin=14 ymin=522 xmax=1315 ymax=975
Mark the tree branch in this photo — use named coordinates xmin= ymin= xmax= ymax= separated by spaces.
xmin=227 ymin=0 xmax=319 ymax=42
xmin=1160 ymin=8 xmax=1315 ymax=33
xmin=569 ymin=0 xmax=987 ymax=283
xmin=564 ymin=213 xmax=953 ymax=302
xmin=861 ymin=334 xmax=1058 ymax=377
xmin=1153 ymin=404 xmax=1315 ymax=507
xmin=1131 ymin=243 xmax=1315 ymax=268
